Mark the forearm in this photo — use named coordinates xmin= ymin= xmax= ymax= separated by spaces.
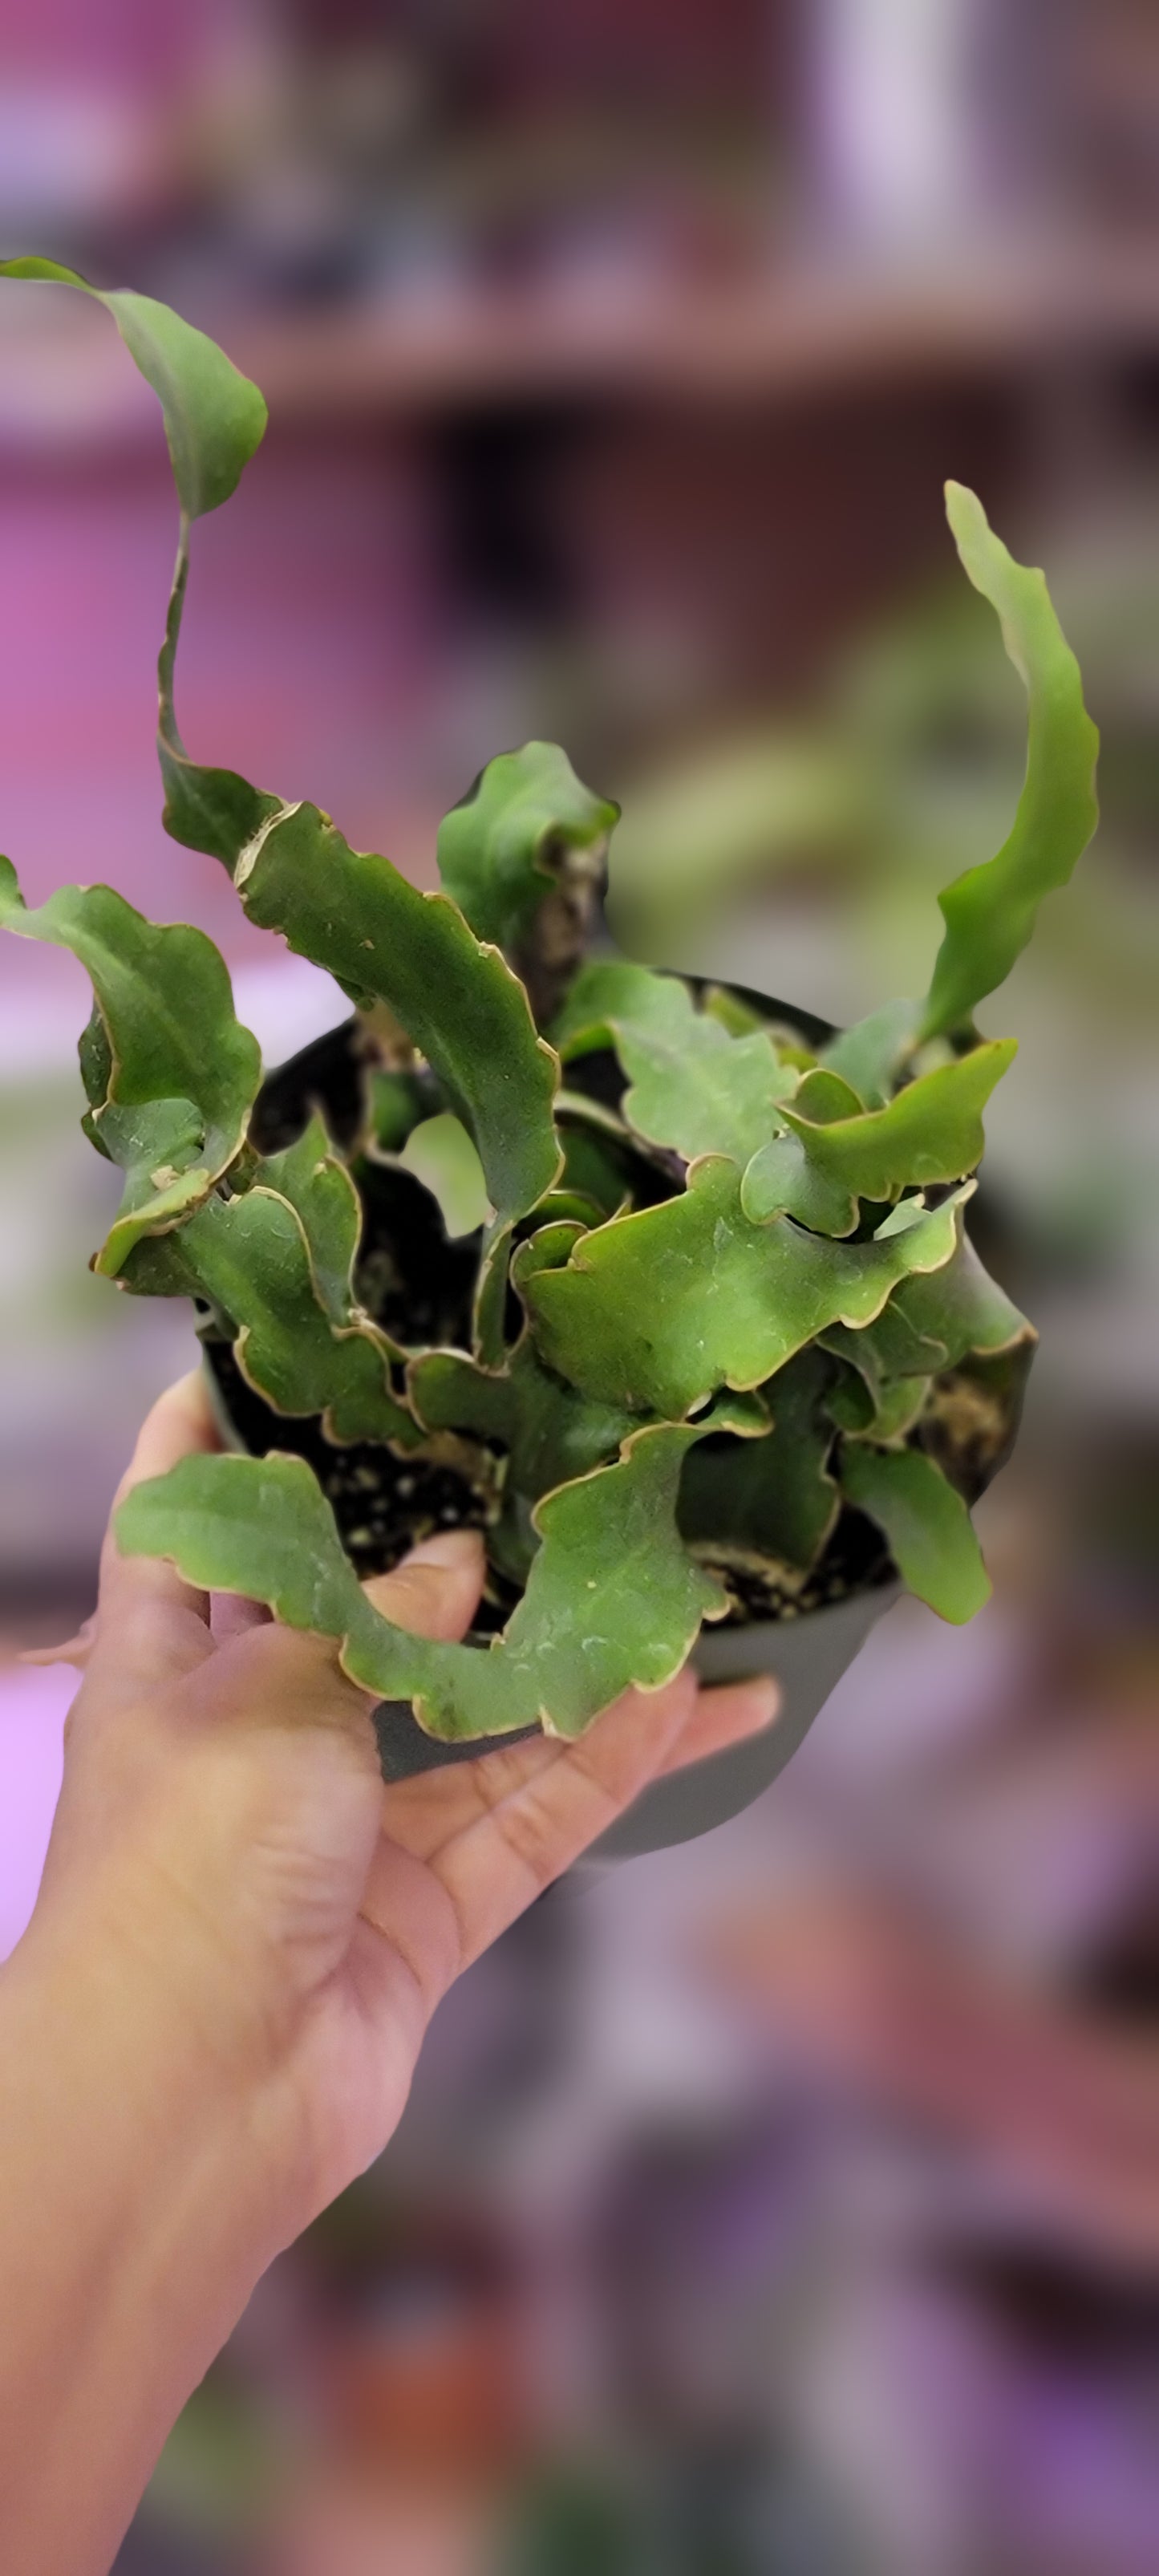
xmin=0 ymin=1905 xmax=289 ymax=2576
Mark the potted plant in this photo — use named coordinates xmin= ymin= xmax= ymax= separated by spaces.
xmin=0 ymin=259 xmax=1098 ymax=1859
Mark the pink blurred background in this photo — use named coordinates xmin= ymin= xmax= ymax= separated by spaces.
xmin=1 ymin=5 xmax=1157 ymax=2570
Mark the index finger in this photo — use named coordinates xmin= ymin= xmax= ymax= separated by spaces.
xmin=95 ymin=1369 xmax=220 ymax=1675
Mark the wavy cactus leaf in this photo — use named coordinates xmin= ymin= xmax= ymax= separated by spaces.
xmin=780 ymin=1038 xmax=1017 ymax=1199
xmin=368 ymin=1069 xmax=431 ymax=1155
xmin=159 ymin=1185 xmax=418 ymax=1446
xmin=510 ymin=1220 xmax=590 ymax=1292
xmin=117 ymin=1448 xmax=426 ymax=1690
xmin=162 ymin=666 xmax=560 ymax=1228
xmin=820 ymin=1305 xmax=945 ymax=1398
xmin=554 ymin=1089 xmax=642 ymax=1146
xmin=527 ymin=1158 xmax=970 ymax=1417
xmin=679 ymin=1349 xmax=839 ymax=1572
xmin=821 ymin=1358 xmax=874 ymax=1433
xmin=0 ymin=257 xmax=276 ymax=867
xmin=791 ymin=1067 xmax=865 ymax=1122
xmin=0 ymin=257 xmax=266 ymax=519
xmin=436 ymin=742 xmax=618 ymax=956
xmin=206 ymin=1188 xmax=415 ymax=1444
xmin=397 ymin=1115 xmax=491 ymax=1240
xmin=480 ymin=1422 xmax=728 ymax=1740
xmin=820 ymin=1209 xmax=1030 ymax=1402
xmin=472 ymin=1220 xmax=515 ymax=1367
xmin=827 ymin=1368 xmax=932 ymax=1444
xmin=617 ymin=1001 xmax=796 ymax=1167
xmin=159 ymin=668 xmax=277 ymax=870
xmin=94 ymin=1100 xmax=213 ymax=1264
xmin=0 ymin=860 xmax=260 ymax=1274
xmin=552 ymin=958 xmax=678 ymax=1054
xmin=740 ymin=1134 xmax=858 ymax=1235
xmin=257 ymin=1117 xmax=370 ymax=1321
xmin=116 ymin=1422 xmax=729 ymax=1740
xmin=837 ymin=1441 xmax=991 ymax=1621
xmin=414 ymin=1294 xmax=645 ymax=1584
xmin=821 ymin=996 xmax=922 ymax=1110
xmin=556 ymin=1118 xmax=635 ymax=1217
xmin=78 ymin=1004 xmax=114 ymax=1134
xmin=552 ymin=960 xmax=796 ymax=1166
xmin=529 ymin=1188 xmax=608 ymax=1231
xmin=918 ymin=483 xmax=1100 ymax=1040
xmin=233 ymin=799 xmax=561 ymax=1223
xmin=821 ymin=1268 xmax=952 ymax=1400
xmin=873 ymin=1196 xmax=935 ymax=1239
xmin=699 ymin=984 xmax=768 ymax=1039
xmin=463 ymin=1216 xmax=593 ymax=1392
xmin=887 ymin=1225 xmax=1034 ymax=1370
xmin=409 ymin=1340 xmax=640 ymax=1511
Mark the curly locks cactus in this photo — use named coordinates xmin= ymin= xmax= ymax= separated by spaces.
xmin=0 ymin=259 xmax=1099 ymax=1742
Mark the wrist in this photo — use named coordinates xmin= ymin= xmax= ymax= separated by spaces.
xmin=0 ymin=1913 xmax=304 ymax=2574
xmin=8 ymin=1884 xmax=304 ymax=2267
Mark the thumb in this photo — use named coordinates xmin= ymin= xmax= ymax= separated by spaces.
xmin=362 ymin=1527 xmax=484 ymax=1645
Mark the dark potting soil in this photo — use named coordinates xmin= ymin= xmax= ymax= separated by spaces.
xmin=248 ymin=1016 xmax=382 ymax=1157
xmin=695 ymin=1506 xmax=897 ymax=1626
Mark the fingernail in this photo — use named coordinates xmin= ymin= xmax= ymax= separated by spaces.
xmin=404 ymin=1527 xmax=484 ymax=1572
xmin=743 ymin=1677 xmax=780 ymax=1726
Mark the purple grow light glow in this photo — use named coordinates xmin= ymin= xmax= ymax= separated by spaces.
xmin=0 ymin=1662 xmax=74 ymax=1960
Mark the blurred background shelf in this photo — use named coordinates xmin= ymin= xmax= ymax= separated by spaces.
xmin=212 ymin=246 xmax=1159 ymax=413
xmin=4 ymin=249 xmax=1159 ymax=444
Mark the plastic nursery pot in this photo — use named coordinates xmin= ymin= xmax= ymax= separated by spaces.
xmin=197 ymin=1008 xmax=908 ymax=1863
xmin=593 ymin=1577 xmax=900 ymax=1860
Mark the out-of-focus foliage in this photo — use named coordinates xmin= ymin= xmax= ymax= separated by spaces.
xmin=0 ymin=865 xmax=261 ymax=1276
xmin=919 ymin=483 xmax=1100 ymax=1040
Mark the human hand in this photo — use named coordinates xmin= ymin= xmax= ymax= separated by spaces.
xmin=1 ymin=1372 xmax=778 ymax=2571
xmin=29 ymin=1373 xmax=779 ymax=2245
